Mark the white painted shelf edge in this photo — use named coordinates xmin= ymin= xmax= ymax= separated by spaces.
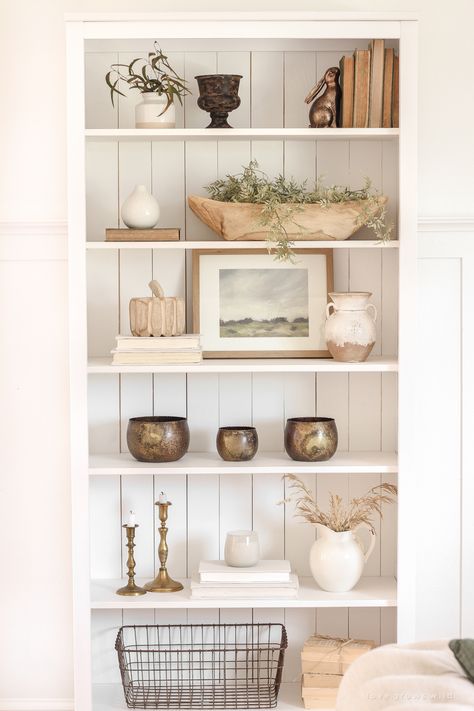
xmin=85 ymin=128 xmax=399 ymax=140
xmin=89 ymin=450 xmax=398 ymax=475
xmin=93 ymin=682 xmax=314 ymax=711
xmin=88 ymin=356 xmax=398 ymax=373
xmin=91 ymin=576 xmax=397 ymax=609
xmin=86 ymin=239 xmax=400 ymax=250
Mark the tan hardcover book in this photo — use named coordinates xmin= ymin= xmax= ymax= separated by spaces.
xmin=368 ymin=39 xmax=385 ymax=127
xmin=382 ymin=48 xmax=395 ymax=128
xmin=353 ymin=50 xmax=370 ymax=128
xmin=111 ymin=349 xmax=202 ymax=365
xmin=303 ymin=673 xmax=342 ymax=689
xmin=105 ymin=228 xmax=180 ymax=242
xmin=301 ymin=636 xmax=375 ymax=674
xmin=302 ymin=659 xmax=352 ymax=675
xmin=301 ymin=686 xmax=338 ymax=710
xmin=339 ymin=55 xmax=354 ymax=128
xmin=116 ymin=335 xmax=201 ymax=351
xmin=392 ymin=54 xmax=399 ymax=127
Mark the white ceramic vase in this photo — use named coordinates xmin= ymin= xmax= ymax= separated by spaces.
xmin=309 ymin=523 xmax=376 ymax=592
xmin=325 ymin=291 xmax=377 ymax=362
xmin=135 ymin=93 xmax=176 ymax=129
xmin=224 ymin=530 xmax=260 ymax=567
xmin=121 ymin=185 xmax=160 ymax=229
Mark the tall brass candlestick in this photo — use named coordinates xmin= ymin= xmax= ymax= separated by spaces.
xmin=116 ymin=525 xmax=147 ymax=596
xmin=144 ymin=500 xmax=183 ymax=593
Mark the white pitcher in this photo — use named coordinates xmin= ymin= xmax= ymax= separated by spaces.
xmin=309 ymin=523 xmax=376 ymax=592
xmin=325 ymin=291 xmax=377 ymax=362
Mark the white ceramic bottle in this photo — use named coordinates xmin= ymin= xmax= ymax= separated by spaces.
xmin=135 ymin=93 xmax=176 ymax=129
xmin=325 ymin=291 xmax=377 ymax=362
xmin=121 ymin=185 xmax=160 ymax=229
xmin=309 ymin=523 xmax=376 ymax=592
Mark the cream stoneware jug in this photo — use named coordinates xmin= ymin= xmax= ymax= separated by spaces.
xmin=309 ymin=523 xmax=376 ymax=592
xmin=325 ymin=291 xmax=377 ymax=362
xmin=135 ymin=93 xmax=176 ymax=128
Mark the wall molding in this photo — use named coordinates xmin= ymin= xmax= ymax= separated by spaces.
xmin=418 ymin=217 xmax=474 ymax=232
xmin=0 ymin=700 xmax=73 ymax=711
xmin=0 ymin=221 xmax=68 ymax=237
xmin=0 ymin=221 xmax=67 ymax=261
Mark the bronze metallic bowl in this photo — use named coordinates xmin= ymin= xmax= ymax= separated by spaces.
xmin=284 ymin=417 xmax=338 ymax=462
xmin=127 ymin=416 xmax=190 ymax=463
xmin=216 ymin=426 xmax=259 ymax=462
xmin=195 ymin=74 xmax=242 ymax=128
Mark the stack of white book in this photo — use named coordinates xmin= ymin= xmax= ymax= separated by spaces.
xmin=191 ymin=560 xmax=299 ymax=599
xmin=111 ymin=335 xmax=202 ymax=365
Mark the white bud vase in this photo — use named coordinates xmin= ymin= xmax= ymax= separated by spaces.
xmin=135 ymin=93 xmax=176 ymax=129
xmin=121 ymin=185 xmax=160 ymax=229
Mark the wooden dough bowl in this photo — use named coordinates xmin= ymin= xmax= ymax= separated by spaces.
xmin=188 ymin=195 xmax=388 ymax=242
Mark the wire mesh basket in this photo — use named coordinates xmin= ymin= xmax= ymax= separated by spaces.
xmin=115 ymin=623 xmax=288 ymax=709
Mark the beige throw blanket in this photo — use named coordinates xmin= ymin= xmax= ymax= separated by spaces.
xmin=336 ymin=640 xmax=474 ymax=711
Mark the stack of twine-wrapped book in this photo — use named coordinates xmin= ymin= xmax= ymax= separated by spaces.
xmin=301 ymin=635 xmax=375 ymax=709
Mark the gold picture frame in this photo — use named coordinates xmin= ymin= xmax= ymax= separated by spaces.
xmin=193 ymin=248 xmax=334 ymax=358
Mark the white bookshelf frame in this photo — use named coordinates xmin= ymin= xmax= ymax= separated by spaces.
xmin=67 ymin=12 xmax=417 ymax=711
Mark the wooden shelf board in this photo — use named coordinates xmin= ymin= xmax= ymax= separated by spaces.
xmin=91 ymin=576 xmax=397 ymax=610
xmin=87 ymin=239 xmax=399 ymax=250
xmin=93 ymin=682 xmax=313 ymax=711
xmin=89 ymin=450 xmax=398 ymax=475
xmin=88 ymin=356 xmax=398 ymax=374
xmin=85 ymin=127 xmax=399 ymax=141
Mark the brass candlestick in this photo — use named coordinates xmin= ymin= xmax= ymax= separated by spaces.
xmin=116 ymin=525 xmax=147 ymax=596
xmin=144 ymin=500 xmax=183 ymax=593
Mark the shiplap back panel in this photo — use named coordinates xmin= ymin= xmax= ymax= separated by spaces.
xmin=85 ymin=43 xmax=399 ymax=683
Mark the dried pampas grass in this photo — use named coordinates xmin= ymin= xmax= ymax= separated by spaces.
xmin=284 ymin=474 xmax=397 ymax=534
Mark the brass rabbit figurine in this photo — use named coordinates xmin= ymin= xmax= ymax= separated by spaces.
xmin=305 ymin=67 xmax=341 ymax=128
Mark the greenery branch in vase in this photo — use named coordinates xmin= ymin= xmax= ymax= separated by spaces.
xmin=105 ymin=43 xmax=190 ymax=129
xmin=283 ymin=474 xmax=397 ymax=591
xmin=188 ymin=161 xmax=393 ymax=261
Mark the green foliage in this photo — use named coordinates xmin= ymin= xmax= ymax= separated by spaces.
xmin=105 ymin=42 xmax=190 ymax=114
xmin=206 ymin=161 xmax=393 ymax=261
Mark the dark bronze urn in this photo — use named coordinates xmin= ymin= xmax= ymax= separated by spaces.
xmin=195 ymin=74 xmax=242 ymax=128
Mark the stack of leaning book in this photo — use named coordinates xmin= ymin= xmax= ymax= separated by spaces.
xmin=191 ymin=560 xmax=299 ymax=599
xmin=339 ymin=39 xmax=399 ymax=128
xmin=111 ymin=334 xmax=202 ymax=365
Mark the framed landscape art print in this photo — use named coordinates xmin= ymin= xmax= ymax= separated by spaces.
xmin=192 ymin=249 xmax=334 ymax=358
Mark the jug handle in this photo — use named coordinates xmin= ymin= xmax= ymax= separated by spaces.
xmin=326 ymin=303 xmax=335 ymax=318
xmin=354 ymin=523 xmax=376 ymax=562
xmin=366 ymin=303 xmax=377 ymax=322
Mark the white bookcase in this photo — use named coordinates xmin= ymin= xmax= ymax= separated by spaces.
xmin=66 ymin=12 xmax=417 ymax=711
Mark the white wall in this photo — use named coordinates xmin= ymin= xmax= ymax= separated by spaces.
xmin=1 ymin=0 xmax=473 ymax=707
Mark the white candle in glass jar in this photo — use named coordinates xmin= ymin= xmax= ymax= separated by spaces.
xmin=224 ymin=530 xmax=260 ymax=567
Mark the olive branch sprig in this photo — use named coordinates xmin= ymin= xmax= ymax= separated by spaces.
xmin=105 ymin=42 xmax=190 ymax=115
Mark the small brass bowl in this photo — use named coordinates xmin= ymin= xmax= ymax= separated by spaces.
xmin=284 ymin=417 xmax=338 ymax=462
xmin=127 ymin=416 xmax=190 ymax=463
xmin=216 ymin=426 xmax=259 ymax=462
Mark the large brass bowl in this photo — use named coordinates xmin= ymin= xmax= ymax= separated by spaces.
xmin=284 ymin=417 xmax=338 ymax=462
xmin=127 ymin=416 xmax=190 ymax=463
